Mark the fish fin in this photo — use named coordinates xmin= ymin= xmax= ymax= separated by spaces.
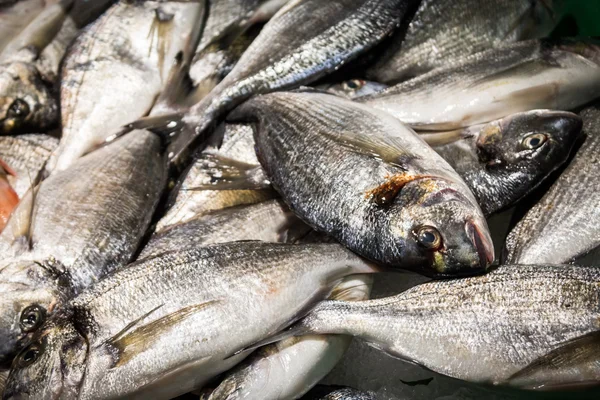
xmin=0 ymin=158 xmax=17 ymax=177
xmin=276 ymin=215 xmax=312 ymax=244
xmin=329 ymin=279 xmax=373 ymax=302
xmin=419 ymin=129 xmax=468 ymax=147
xmin=184 ymin=153 xmax=270 ymax=191
xmin=230 ymin=324 xmax=312 ymax=357
xmin=505 ymin=331 xmax=600 ymax=390
xmin=104 ymin=113 xmax=187 ymax=149
xmin=148 ymin=6 xmax=175 ymax=79
xmin=108 ymin=300 xmax=221 ymax=368
xmin=364 ymin=173 xmax=428 ymax=206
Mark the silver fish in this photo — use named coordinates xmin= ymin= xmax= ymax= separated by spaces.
xmin=422 ymin=110 xmax=582 ymax=215
xmin=0 ymin=134 xmax=58 ymax=198
xmin=318 ymin=79 xmax=388 ymax=99
xmin=359 ymin=39 xmax=600 ymax=132
xmin=141 ymin=199 xmax=309 ymax=259
xmin=206 ymin=275 xmax=372 ymax=400
xmin=504 ymin=104 xmax=600 ymax=264
xmin=157 ymin=123 xmax=275 ymax=231
xmin=3 ymin=242 xmax=378 ymax=400
xmin=367 ymin=0 xmax=561 ymax=83
xmin=229 ymin=91 xmax=493 ymax=277
xmin=0 ymin=130 xmax=166 ymax=367
xmin=45 ymin=0 xmax=204 ymax=173
xmin=301 ymin=387 xmax=376 ymax=400
xmin=267 ymin=264 xmax=600 ymax=390
xmin=167 ymin=0 xmax=418 ymax=166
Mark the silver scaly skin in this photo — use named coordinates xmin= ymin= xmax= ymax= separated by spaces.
xmin=230 ymin=91 xmax=493 ymax=277
xmin=0 ymin=130 xmax=166 ymax=368
xmin=359 ymin=38 xmax=600 ymax=132
xmin=367 ymin=0 xmax=561 ymax=83
xmin=169 ymin=0 xmax=418 ymax=165
xmin=504 ymin=104 xmax=600 ymax=264
xmin=422 ymin=110 xmax=582 ymax=216
xmin=206 ymin=275 xmax=372 ymax=400
xmin=286 ymin=264 xmax=600 ymax=390
xmin=46 ymin=0 xmax=203 ymax=173
xmin=3 ymin=242 xmax=378 ymax=400
xmin=302 ymin=387 xmax=376 ymax=400
xmin=0 ymin=134 xmax=58 ymax=198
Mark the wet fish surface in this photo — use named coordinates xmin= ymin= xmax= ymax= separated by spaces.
xmin=318 ymin=79 xmax=388 ymax=99
xmin=3 ymin=242 xmax=377 ymax=400
xmin=367 ymin=0 xmax=560 ymax=83
xmin=359 ymin=39 xmax=600 ymax=132
xmin=230 ymin=91 xmax=493 ymax=277
xmin=504 ymin=104 xmax=600 ymax=264
xmin=423 ymin=110 xmax=582 ymax=215
xmin=274 ymin=264 xmax=600 ymax=389
xmin=301 ymin=386 xmax=376 ymax=400
xmin=0 ymin=130 xmax=166 ymax=367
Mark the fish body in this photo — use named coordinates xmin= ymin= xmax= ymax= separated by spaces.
xmin=367 ymin=0 xmax=561 ymax=83
xmin=3 ymin=242 xmax=377 ymax=400
xmin=0 ymin=130 xmax=166 ymax=367
xmin=287 ymin=264 xmax=600 ymax=389
xmin=424 ymin=110 xmax=582 ymax=215
xmin=359 ymin=39 xmax=600 ymax=132
xmin=46 ymin=0 xmax=203 ymax=172
xmin=230 ymin=91 xmax=493 ymax=277
xmin=504 ymin=104 xmax=600 ymax=264
xmin=302 ymin=387 xmax=376 ymax=400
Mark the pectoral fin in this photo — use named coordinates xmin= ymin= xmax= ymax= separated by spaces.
xmin=186 ymin=153 xmax=270 ymax=191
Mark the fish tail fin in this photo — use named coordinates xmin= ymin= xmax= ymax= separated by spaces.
xmin=183 ymin=153 xmax=269 ymax=191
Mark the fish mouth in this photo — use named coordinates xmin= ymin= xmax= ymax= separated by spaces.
xmin=466 ymin=220 xmax=494 ymax=271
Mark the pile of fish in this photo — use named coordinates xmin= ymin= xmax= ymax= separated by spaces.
xmin=0 ymin=0 xmax=599 ymax=399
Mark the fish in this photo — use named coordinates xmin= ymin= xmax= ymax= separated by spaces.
xmin=503 ymin=104 xmax=600 ymax=264
xmin=205 ymin=275 xmax=372 ymax=400
xmin=0 ymin=370 xmax=6 ymax=398
xmin=422 ymin=110 xmax=582 ymax=215
xmin=0 ymin=129 xmax=167 ymax=367
xmin=156 ymin=123 xmax=276 ymax=231
xmin=317 ymin=79 xmax=388 ymax=99
xmin=229 ymin=91 xmax=493 ymax=277
xmin=301 ymin=386 xmax=376 ymax=400
xmin=3 ymin=241 xmax=378 ymax=400
xmin=0 ymin=0 xmax=50 ymax=54
xmin=140 ymin=199 xmax=310 ymax=259
xmin=165 ymin=0 xmax=419 ymax=167
xmin=359 ymin=38 xmax=600 ymax=132
xmin=256 ymin=264 xmax=600 ymax=390
xmin=0 ymin=134 xmax=58 ymax=198
xmin=367 ymin=0 xmax=561 ymax=83
xmin=0 ymin=159 xmax=18 ymax=232
xmin=45 ymin=0 xmax=204 ymax=173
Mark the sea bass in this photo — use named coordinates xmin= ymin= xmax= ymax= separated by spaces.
xmin=3 ymin=242 xmax=378 ymax=400
xmin=359 ymin=39 xmax=600 ymax=132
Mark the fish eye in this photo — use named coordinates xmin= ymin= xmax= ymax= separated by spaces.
xmin=20 ymin=305 xmax=46 ymax=333
xmin=521 ymin=133 xmax=547 ymax=150
xmin=415 ymin=225 xmax=443 ymax=250
xmin=7 ymin=99 xmax=30 ymax=119
xmin=343 ymin=79 xmax=364 ymax=91
xmin=17 ymin=343 xmax=42 ymax=368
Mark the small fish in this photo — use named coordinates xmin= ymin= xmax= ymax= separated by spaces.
xmin=157 ymin=123 xmax=275 ymax=231
xmin=0 ymin=130 xmax=167 ymax=367
xmin=504 ymin=104 xmax=600 ymax=264
xmin=367 ymin=0 xmax=561 ymax=83
xmin=257 ymin=264 xmax=600 ymax=390
xmin=359 ymin=39 xmax=600 ymax=132
xmin=422 ymin=110 xmax=582 ymax=215
xmin=3 ymin=242 xmax=378 ymax=400
xmin=230 ymin=91 xmax=493 ymax=277
xmin=318 ymin=79 xmax=388 ymax=99
xmin=0 ymin=159 xmax=18 ymax=232
xmin=0 ymin=134 xmax=58 ymax=198
xmin=205 ymin=275 xmax=372 ymax=400
xmin=301 ymin=386 xmax=376 ymax=400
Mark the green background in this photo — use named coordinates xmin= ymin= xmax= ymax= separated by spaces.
xmin=551 ymin=0 xmax=600 ymax=37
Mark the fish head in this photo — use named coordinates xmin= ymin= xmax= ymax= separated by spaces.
xmin=0 ymin=62 xmax=56 ymax=135
xmin=388 ymin=178 xmax=494 ymax=278
xmin=476 ymin=110 xmax=582 ymax=177
xmin=0 ymin=260 xmax=71 ymax=369
xmin=320 ymin=79 xmax=388 ymax=99
xmin=3 ymin=312 xmax=87 ymax=400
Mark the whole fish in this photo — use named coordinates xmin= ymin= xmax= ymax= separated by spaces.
xmin=141 ymin=199 xmax=309 ymax=259
xmin=0 ymin=130 xmax=166 ymax=367
xmin=504 ymin=104 xmax=600 ymax=264
xmin=422 ymin=110 xmax=582 ymax=215
xmin=45 ymin=0 xmax=204 ymax=173
xmin=359 ymin=39 xmax=600 ymax=132
xmin=0 ymin=134 xmax=58 ymax=197
xmin=0 ymin=160 xmax=18 ymax=232
xmin=263 ymin=264 xmax=600 ymax=390
xmin=157 ymin=123 xmax=275 ymax=231
xmin=165 ymin=0 xmax=418 ymax=166
xmin=367 ymin=0 xmax=561 ymax=83
xmin=301 ymin=387 xmax=376 ymax=400
xmin=205 ymin=275 xmax=372 ymax=400
xmin=3 ymin=242 xmax=378 ymax=400
xmin=230 ymin=91 xmax=493 ymax=277
xmin=318 ymin=79 xmax=388 ymax=99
